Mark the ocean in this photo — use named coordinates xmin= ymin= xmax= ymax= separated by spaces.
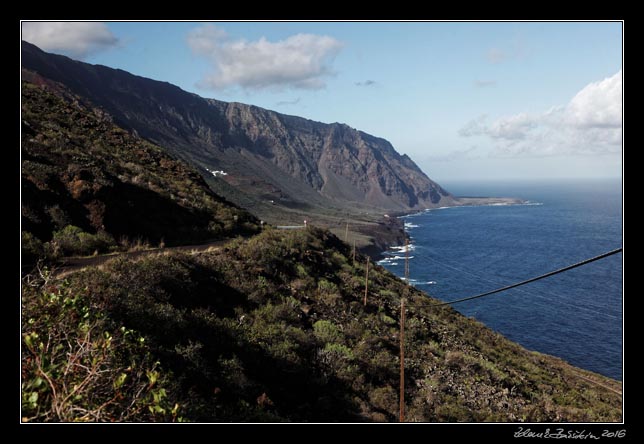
xmin=378 ymin=179 xmax=623 ymax=380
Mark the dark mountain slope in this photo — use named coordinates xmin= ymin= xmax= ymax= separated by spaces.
xmin=21 ymin=41 xmax=455 ymax=221
xmin=21 ymin=72 xmax=259 ymax=261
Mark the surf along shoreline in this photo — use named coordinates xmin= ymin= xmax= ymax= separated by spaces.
xmin=363 ymin=195 xmax=529 ymax=262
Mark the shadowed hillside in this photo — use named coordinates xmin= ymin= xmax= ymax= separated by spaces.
xmin=21 ymin=228 xmax=622 ymax=422
xmin=21 ymin=74 xmax=259 ymax=263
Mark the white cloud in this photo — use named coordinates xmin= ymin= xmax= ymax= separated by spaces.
xmin=276 ymin=97 xmax=301 ymax=106
xmin=486 ymin=48 xmax=506 ymax=64
xmin=187 ymin=24 xmax=343 ymax=91
xmin=458 ymin=115 xmax=488 ymax=138
xmin=487 ymin=112 xmax=538 ymax=141
xmin=22 ymin=22 xmax=119 ymax=59
xmin=485 ymin=40 xmax=530 ymax=65
xmin=459 ymin=71 xmax=622 ymax=156
xmin=566 ymin=71 xmax=622 ymax=129
xmin=474 ymin=79 xmax=497 ymax=88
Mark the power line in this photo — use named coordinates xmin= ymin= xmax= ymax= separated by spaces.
xmin=416 ymin=250 xmax=621 ymax=320
xmin=410 ymin=248 xmax=622 ymax=308
xmin=392 ymin=244 xmax=621 ymax=422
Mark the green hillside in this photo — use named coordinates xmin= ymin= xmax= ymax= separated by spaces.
xmin=21 ymin=228 xmax=621 ymax=422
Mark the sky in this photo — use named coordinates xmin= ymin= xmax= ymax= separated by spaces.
xmin=21 ymin=21 xmax=623 ymax=182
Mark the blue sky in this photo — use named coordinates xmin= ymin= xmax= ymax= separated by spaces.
xmin=22 ymin=21 xmax=622 ymax=182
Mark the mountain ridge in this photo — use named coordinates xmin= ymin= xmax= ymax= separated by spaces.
xmin=21 ymin=40 xmax=456 ymax=221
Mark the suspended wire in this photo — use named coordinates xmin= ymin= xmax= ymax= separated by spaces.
xmin=415 ymin=249 xmax=622 ymax=320
xmin=408 ymin=248 xmax=622 ymax=308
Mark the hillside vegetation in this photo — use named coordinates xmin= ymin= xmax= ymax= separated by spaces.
xmin=21 ymin=76 xmax=259 ymax=263
xmin=22 ymin=228 xmax=621 ymax=422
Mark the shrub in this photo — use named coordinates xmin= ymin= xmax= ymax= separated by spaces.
xmin=295 ymin=264 xmax=308 ymax=278
xmin=369 ymin=386 xmax=398 ymax=415
xmin=21 ymin=279 xmax=178 ymax=422
xmin=52 ymin=225 xmax=116 ymax=256
xmin=380 ymin=313 xmax=396 ymax=325
xmin=434 ymin=398 xmax=475 ymax=422
xmin=426 ymin=340 xmax=444 ymax=357
xmin=317 ymin=279 xmax=338 ymax=294
xmin=379 ymin=289 xmax=397 ymax=299
xmin=313 ymin=320 xmax=343 ymax=345
xmin=324 ymin=344 xmax=354 ymax=362
xmin=316 ymin=343 xmax=355 ymax=378
xmin=45 ymin=205 xmax=71 ymax=230
xmin=22 ymin=231 xmax=44 ymax=264
xmin=445 ymin=350 xmax=467 ymax=369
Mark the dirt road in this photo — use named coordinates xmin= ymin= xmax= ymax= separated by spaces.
xmin=51 ymin=239 xmax=232 ymax=277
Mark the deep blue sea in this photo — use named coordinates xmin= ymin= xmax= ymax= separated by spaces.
xmin=378 ymin=179 xmax=623 ymax=380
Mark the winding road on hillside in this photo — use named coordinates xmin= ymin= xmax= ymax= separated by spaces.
xmin=48 ymin=225 xmax=310 ymax=278
xmin=49 ymin=239 xmax=233 ymax=278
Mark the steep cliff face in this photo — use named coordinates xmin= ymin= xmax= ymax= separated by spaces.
xmin=21 ymin=41 xmax=454 ymax=215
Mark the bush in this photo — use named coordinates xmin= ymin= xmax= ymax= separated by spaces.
xmin=313 ymin=320 xmax=343 ymax=345
xmin=317 ymin=279 xmax=338 ymax=294
xmin=445 ymin=351 xmax=467 ymax=369
xmin=316 ymin=343 xmax=355 ymax=379
xmin=21 ymin=279 xmax=178 ymax=422
xmin=22 ymin=231 xmax=44 ymax=264
xmin=433 ymin=394 xmax=476 ymax=422
xmin=369 ymin=386 xmax=398 ymax=416
xmin=52 ymin=225 xmax=116 ymax=256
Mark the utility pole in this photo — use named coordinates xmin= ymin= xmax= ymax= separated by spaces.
xmin=399 ymin=296 xmax=405 ymax=423
xmin=345 ymin=222 xmax=349 ymax=243
xmin=352 ymin=240 xmax=356 ymax=266
xmin=400 ymin=233 xmax=409 ymax=423
xmin=364 ymin=257 xmax=370 ymax=306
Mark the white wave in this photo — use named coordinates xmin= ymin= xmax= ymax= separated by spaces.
xmin=489 ymin=201 xmax=544 ymax=207
xmin=390 ymin=244 xmax=415 ymax=253
xmin=378 ymin=256 xmax=404 ymax=265
xmin=400 ymin=212 xmax=423 ymax=218
xmin=384 ymin=255 xmax=414 ymax=261
xmin=404 ymin=222 xmax=420 ymax=228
